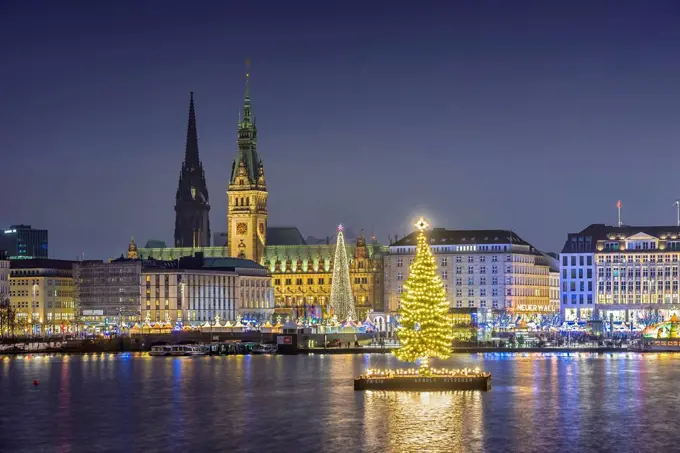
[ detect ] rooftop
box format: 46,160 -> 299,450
266,227 -> 307,246
392,228 -> 531,247
10,259 -> 76,270
141,254 -> 266,272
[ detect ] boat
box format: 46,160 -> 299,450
631,316 -> 680,351
628,340 -> 680,352
354,368 -> 491,391
149,345 -> 206,356
252,344 -> 278,354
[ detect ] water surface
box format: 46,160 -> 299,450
1,352 -> 677,452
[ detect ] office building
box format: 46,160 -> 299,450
8,259 -> 76,335
0,225 -> 48,259
74,259 -> 142,328
561,223 -> 680,324
141,255 -> 273,325
75,254 -> 273,328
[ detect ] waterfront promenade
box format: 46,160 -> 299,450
0,337 -> 630,355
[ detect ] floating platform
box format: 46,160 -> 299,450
354,372 -> 491,392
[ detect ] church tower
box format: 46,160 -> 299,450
174,92 -> 211,248
227,66 -> 268,262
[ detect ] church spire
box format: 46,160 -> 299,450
185,92 -> 200,170
174,91 -> 210,248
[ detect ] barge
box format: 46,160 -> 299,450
354,368 -> 491,391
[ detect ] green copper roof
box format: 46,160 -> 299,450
267,227 -> 307,246
229,71 -> 262,185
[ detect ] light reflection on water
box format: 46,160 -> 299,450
363,390 -> 484,453
2,352 -> 680,453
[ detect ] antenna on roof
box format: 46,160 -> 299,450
674,200 -> 680,227
616,200 -> 622,227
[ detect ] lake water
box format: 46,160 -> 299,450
1,352 -> 678,453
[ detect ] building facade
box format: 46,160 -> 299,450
226,72 -> 268,263
74,259 -> 142,328
138,231 -> 386,321
174,93 -> 211,248
0,252 -> 10,335
561,224 -> 680,325
0,252 -> 8,303
538,252 -> 561,314
75,255 -> 273,328
0,225 -> 48,259
141,256 -> 273,325
385,228 -> 556,323
263,229 -> 386,320
8,259 -> 76,335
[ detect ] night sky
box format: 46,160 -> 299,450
2,1 -> 680,260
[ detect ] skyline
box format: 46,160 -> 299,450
2,1 -> 680,259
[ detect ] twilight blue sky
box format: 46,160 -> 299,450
1,0 -> 680,259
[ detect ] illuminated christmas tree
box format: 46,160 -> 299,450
329,224 -> 356,322
395,218 -> 453,371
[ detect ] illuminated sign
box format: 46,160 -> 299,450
3,229 -> 16,234
277,336 -> 293,345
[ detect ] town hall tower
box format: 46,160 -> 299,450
227,69 -> 268,263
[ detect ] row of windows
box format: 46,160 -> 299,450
598,255 -> 679,263
599,281 -> 679,291
274,278 -> 327,286
145,274 -> 269,288
453,288 -> 501,297
11,301 -> 76,310
11,269 -> 68,277
267,260 -> 370,272
396,255 -> 505,267
598,268 -> 679,278
393,244 -> 511,255
563,269 -> 594,279
562,255 -> 594,267
563,281 -> 680,297
597,294 -> 680,304
564,281 -> 594,292
564,254 -> 680,266
563,294 -> 594,305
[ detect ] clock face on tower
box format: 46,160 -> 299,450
237,223 -> 247,235
259,223 -> 265,235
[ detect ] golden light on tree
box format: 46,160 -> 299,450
394,217 -> 453,370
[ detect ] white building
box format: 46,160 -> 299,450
560,224 -> 680,324
385,228 -> 557,322
77,255 -> 274,328
142,258 -> 274,325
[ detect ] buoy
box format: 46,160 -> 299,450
33,380 -> 39,386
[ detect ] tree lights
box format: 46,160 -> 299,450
354,217 -> 491,391
330,224 -> 356,322
394,218 -> 453,371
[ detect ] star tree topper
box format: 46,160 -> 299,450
415,217 -> 429,232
